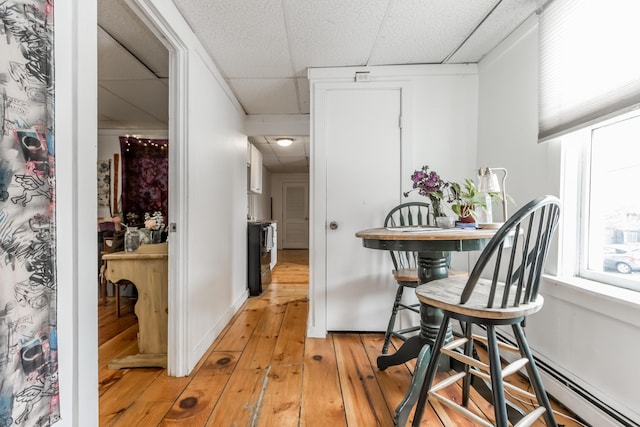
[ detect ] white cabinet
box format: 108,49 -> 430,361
249,143 -> 262,194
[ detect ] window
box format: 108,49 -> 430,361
541,0 -> 640,294
567,111 -> 640,292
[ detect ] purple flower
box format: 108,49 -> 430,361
405,165 -> 448,200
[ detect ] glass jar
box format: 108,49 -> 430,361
124,227 -> 140,252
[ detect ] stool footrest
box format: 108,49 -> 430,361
514,407 -> 547,427
472,333 -> 521,353
428,391 -> 493,427
470,368 -> 538,401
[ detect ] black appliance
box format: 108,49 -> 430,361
247,221 -> 273,296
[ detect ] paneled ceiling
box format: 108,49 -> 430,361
98,0 -> 544,173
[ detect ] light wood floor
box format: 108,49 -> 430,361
98,249 -> 584,426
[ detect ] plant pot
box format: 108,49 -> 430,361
458,205 -> 476,223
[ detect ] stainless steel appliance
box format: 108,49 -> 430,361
247,221 -> 273,296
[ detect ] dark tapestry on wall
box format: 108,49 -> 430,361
0,0 -> 61,425
119,136 -> 168,227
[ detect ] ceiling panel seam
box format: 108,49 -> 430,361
98,24 -> 163,78
442,0 -> 504,64
99,83 -> 166,122
282,0 -> 302,113
364,0 -> 393,67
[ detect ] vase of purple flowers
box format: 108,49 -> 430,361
403,165 -> 449,219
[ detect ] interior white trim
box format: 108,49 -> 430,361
126,0 -> 190,376
57,0 -> 100,423
307,63 -> 477,81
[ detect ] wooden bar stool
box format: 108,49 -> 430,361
381,202 -> 431,354
408,196 -> 561,427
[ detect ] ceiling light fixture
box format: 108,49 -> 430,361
276,138 -> 293,147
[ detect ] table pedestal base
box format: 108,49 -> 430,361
376,303 -> 453,371
377,252 -> 453,371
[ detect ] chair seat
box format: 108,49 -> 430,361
393,268 -> 419,283
415,276 -> 545,321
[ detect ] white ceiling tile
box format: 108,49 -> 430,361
369,0 -> 497,65
98,86 -> 161,125
98,0 -> 169,78
447,0 -> 540,63
100,80 -> 168,122
285,0 -> 389,76
174,0 -> 293,78
98,27 -> 156,80
273,158 -> 309,173
230,79 -> 300,114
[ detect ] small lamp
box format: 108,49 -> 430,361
276,138 -> 293,147
478,167 -> 508,222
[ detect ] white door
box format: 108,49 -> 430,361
326,88 -> 402,331
282,182 -> 309,248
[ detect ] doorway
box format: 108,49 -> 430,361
324,87 -> 402,332
96,0 -> 171,372
282,182 -> 309,248
308,80 -> 410,337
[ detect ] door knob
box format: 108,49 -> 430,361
329,221 -> 338,230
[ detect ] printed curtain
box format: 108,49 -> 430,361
0,0 -> 61,424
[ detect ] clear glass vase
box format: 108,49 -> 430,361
124,227 -> 140,252
151,230 -> 161,244
429,195 -> 444,220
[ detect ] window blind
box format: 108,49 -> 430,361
539,0 -> 640,142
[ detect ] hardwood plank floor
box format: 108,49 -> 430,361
98,249 -> 585,426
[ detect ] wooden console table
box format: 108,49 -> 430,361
102,243 -> 168,369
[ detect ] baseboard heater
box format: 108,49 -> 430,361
493,329 -> 638,427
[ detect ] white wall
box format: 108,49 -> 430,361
477,15 -> 640,425
152,9 -> 249,371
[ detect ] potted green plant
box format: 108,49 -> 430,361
447,178 -> 502,223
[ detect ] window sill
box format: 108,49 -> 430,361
542,274 -> 640,328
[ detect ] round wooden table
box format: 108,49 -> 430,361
357,225 -> 514,425
355,226 -> 498,370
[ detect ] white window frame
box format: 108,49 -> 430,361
560,109 -> 640,293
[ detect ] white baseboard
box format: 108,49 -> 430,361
541,370 -> 634,427
493,328 -> 639,427
188,290 -> 248,370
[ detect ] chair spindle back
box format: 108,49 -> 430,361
461,195 -> 561,309
383,202 -> 431,271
